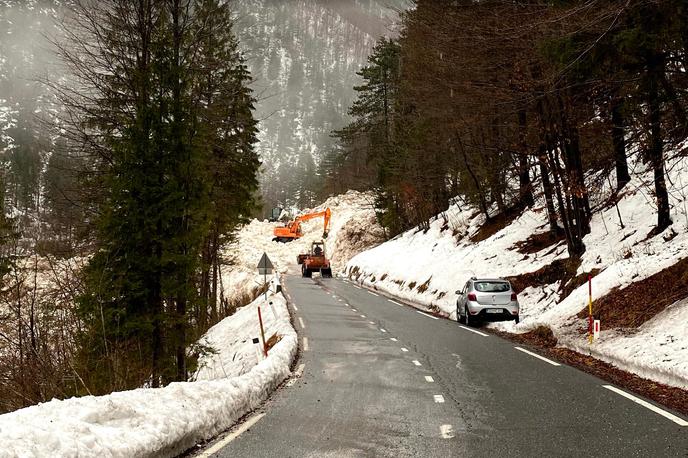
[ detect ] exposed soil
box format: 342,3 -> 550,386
417,277 -> 432,293
491,327 -> 688,416
506,257 -> 581,293
470,204 -> 525,243
513,228 -> 566,255
576,256 -> 688,329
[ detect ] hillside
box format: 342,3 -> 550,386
345,155 -> 688,390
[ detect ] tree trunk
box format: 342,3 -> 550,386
517,109 -> 534,207
610,96 -> 631,190
647,61 -> 672,231
538,149 -> 559,236
211,230 -> 219,324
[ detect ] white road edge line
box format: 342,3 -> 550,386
433,394 -> 445,403
388,299 -> 402,306
602,385 -> 688,426
514,346 -> 560,366
302,337 -> 309,351
298,317 -> 306,329
458,325 -> 489,337
425,376 -> 434,383
440,424 -> 455,439
368,291 -> 379,297
416,310 -> 439,320
199,412 -> 266,457
353,285 -> 362,290
412,360 -> 422,366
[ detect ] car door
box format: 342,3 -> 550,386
457,281 -> 470,308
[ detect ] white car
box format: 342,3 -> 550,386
456,278 -> 519,326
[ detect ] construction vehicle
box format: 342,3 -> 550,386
268,207 -> 283,222
272,208 -> 331,243
297,241 -> 333,278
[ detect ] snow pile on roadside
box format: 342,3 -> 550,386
220,190 -> 383,301
346,157 -> 688,389
193,275 -> 289,381
560,298 -> 688,389
0,280 -> 297,458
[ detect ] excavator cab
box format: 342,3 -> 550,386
297,241 -> 332,278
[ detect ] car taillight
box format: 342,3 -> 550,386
467,293 -> 477,301
511,293 -> 517,301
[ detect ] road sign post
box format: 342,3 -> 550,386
257,306 -> 267,357
257,252 -> 274,301
588,274 -> 593,344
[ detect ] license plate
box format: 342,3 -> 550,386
486,309 -> 502,314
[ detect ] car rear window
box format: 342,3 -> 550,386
474,281 -> 510,293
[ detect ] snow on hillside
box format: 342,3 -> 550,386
220,190 -> 383,303
0,280 -> 297,458
346,156 -> 688,389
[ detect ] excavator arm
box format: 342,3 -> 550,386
294,208 -> 331,238
273,208 -> 331,242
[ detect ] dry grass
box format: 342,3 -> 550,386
577,257 -> 688,329
507,257 -> 582,293
470,205 -> 525,243
417,277 -> 432,293
513,229 -> 565,255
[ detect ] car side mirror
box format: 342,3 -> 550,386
455,290 -> 462,295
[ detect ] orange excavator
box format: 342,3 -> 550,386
272,208 -> 331,243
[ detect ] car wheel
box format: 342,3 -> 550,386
514,315 -> 520,324
464,306 -> 471,327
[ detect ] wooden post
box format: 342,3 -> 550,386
258,306 -> 268,356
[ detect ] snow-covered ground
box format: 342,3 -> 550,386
0,279 -> 297,458
346,157 -> 688,390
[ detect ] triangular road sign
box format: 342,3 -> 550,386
257,252 -> 274,270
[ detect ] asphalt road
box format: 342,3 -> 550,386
208,273 -> 688,457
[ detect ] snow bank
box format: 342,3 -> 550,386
0,280 -> 297,458
346,157 -> 688,389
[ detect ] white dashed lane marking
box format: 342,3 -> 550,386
440,424 -> 455,439
401,348 -> 409,352
298,317 -> 305,329
602,385 -> 688,426
416,310 -> 439,320
458,325 -> 489,337
412,360 -> 422,366
390,338 -> 398,342
514,346 -> 560,366
425,376 -> 434,383
433,395 -> 445,403
302,337 -> 309,351
380,328 -> 387,333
